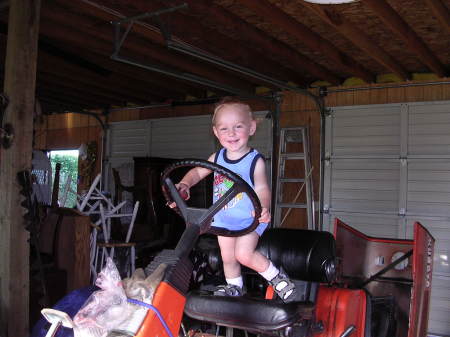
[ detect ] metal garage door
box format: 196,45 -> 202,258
105,111 -> 272,190
323,101 -> 450,336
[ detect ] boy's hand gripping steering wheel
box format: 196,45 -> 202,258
161,159 -> 262,237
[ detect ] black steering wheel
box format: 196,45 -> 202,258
161,159 -> 262,237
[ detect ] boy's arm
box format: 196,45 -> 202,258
253,157 -> 271,223
178,153 -> 216,188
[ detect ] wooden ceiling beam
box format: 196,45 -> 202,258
361,0 -> 447,78
39,98 -> 94,113
182,0 -> 341,85
37,51 -> 189,101
37,20 -> 242,98
41,2 -> 256,95
113,0 -> 308,87
37,70 -> 154,105
57,0 -> 303,87
302,3 -> 410,81
0,33 -> 181,104
37,86 -> 112,109
80,0 -> 340,85
37,80 -> 125,107
237,0 -> 375,83
423,0 -> 450,35
58,46 -> 207,99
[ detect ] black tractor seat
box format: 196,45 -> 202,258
185,292 -> 314,333
184,228 -> 336,336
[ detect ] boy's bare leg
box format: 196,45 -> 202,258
217,236 -> 241,278
236,232 -> 297,302
235,231 -> 269,273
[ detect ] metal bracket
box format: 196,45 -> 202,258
109,3 -> 252,96
319,86 -> 328,97
0,93 -> 8,127
359,249 -> 413,287
110,3 -> 188,57
324,108 -> 333,117
0,93 -> 14,149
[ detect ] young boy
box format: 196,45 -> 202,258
172,97 -> 296,303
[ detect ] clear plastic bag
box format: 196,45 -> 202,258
72,258 -> 167,337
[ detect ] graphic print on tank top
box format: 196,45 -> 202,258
213,173 -> 243,210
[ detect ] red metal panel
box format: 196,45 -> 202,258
316,286 -> 367,337
408,222 -> 435,337
135,281 -> 185,337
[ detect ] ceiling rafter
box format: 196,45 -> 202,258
48,43 -> 208,99
182,0 -> 341,85
301,2 -> 410,81
36,49 -> 171,100
39,97 -> 94,113
44,1 -> 257,94
37,68 -> 157,104
361,0 -> 447,78
423,0 -> 450,35
107,0 -> 310,87
1,0 -> 448,112
37,86 -> 110,109
36,25 -> 198,102
37,78 -> 128,106
236,0 -> 375,83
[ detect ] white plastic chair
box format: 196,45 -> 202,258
94,200 -> 140,279
77,174 -> 114,215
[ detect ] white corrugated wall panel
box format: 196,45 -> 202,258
108,120 -> 151,161
105,120 -> 151,192
324,104 -> 403,228
408,160 -> 450,217
150,115 -> 215,159
249,112 -> 272,159
409,102 -> 450,157
330,105 -> 401,156
405,100 -> 450,336
324,100 -> 450,336
329,159 -> 400,213
323,211 -> 401,237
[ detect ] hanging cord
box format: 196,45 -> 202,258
127,298 -> 175,337
279,166 -> 314,228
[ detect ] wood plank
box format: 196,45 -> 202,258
387,86 -> 406,103
423,83 -> 443,101
405,84 -> 425,102
79,114 -> 90,128
71,211 -> 91,291
336,89 -> 354,106
443,82 -> 450,100
370,86 -> 388,105
0,1 -> 41,336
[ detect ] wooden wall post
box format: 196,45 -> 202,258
0,1 -> 41,336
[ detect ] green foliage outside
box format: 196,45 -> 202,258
50,151 -> 79,208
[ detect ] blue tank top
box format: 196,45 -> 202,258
212,148 -> 268,235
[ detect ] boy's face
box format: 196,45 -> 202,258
212,104 -> 256,154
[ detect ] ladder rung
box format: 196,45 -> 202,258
279,178 -> 305,183
277,203 -> 308,209
281,153 -> 305,159
284,129 -> 305,143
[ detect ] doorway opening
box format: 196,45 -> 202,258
49,149 -> 79,208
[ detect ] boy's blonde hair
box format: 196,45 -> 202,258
212,97 -> 254,125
